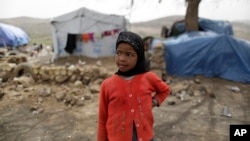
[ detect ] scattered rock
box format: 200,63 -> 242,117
193,90 -> 202,96
13,76 -> 34,85
37,97 -> 43,103
30,105 -> 44,114
208,93 -> 216,98
82,76 -> 91,85
55,75 -> 69,84
191,109 -> 199,114
30,105 -> 38,111
96,60 -> 102,66
64,94 -> 73,104
231,86 -> 240,93
38,87 -> 51,97
75,99 -> 85,106
89,84 -> 100,93
170,82 -> 189,95
83,94 -> 92,100
0,91 -> 5,99
69,74 -> 77,82
55,92 -> 66,101
221,106 -> 232,118
168,101 -> 176,105
74,80 -> 83,87
16,84 -> 24,91
194,78 -> 201,84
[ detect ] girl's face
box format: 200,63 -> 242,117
115,43 -> 138,72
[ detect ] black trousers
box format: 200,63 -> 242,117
132,122 -> 154,141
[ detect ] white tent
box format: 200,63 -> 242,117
50,7 -> 127,61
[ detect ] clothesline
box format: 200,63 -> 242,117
78,28 -> 120,43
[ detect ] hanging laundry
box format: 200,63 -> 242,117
89,33 -> 95,42
112,29 -> 119,35
65,34 -> 77,54
80,29 -> 120,43
94,32 -> 102,40
103,30 -> 112,36
81,34 -> 89,42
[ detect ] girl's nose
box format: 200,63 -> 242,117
118,54 -> 126,61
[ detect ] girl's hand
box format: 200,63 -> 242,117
152,98 -> 158,108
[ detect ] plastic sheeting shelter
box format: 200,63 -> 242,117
0,23 -> 29,47
163,31 -> 250,83
50,7 -> 127,61
169,18 -> 234,37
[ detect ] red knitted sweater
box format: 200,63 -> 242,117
97,71 -> 170,141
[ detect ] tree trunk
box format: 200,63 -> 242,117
185,0 -> 201,31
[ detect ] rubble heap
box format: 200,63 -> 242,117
0,55 -> 113,84
150,43 -> 167,80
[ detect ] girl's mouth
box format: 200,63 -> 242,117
118,64 -> 128,70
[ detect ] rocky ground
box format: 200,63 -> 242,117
0,53 -> 250,141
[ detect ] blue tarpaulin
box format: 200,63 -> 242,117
0,23 -> 29,47
198,18 -> 233,35
163,31 -> 250,83
171,18 -> 233,36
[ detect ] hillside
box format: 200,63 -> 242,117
1,16 -> 250,46
231,20 -> 250,41
129,15 -> 185,37
0,16 -> 250,141
0,17 -> 52,45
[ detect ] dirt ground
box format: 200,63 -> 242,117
0,56 -> 250,141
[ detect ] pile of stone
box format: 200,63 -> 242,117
32,64 -> 112,84
1,75 -> 102,108
1,63 -> 112,84
0,55 -> 112,84
0,60 -> 112,108
166,76 -> 216,106
150,43 -> 166,80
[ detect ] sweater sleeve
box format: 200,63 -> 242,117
148,72 -> 170,106
97,80 -> 109,141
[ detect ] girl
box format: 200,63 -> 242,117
97,31 -> 170,141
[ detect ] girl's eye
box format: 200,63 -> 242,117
126,53 -> 133,57
116,51 -> 121,55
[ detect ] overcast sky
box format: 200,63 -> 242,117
0,0 -> 249,23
